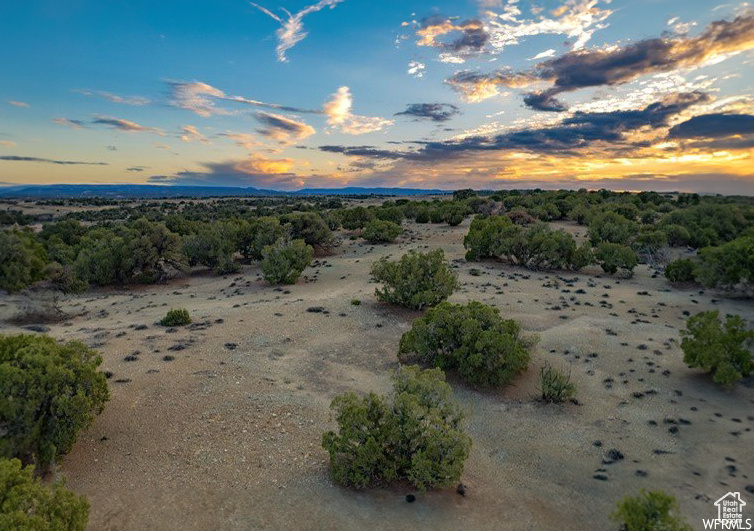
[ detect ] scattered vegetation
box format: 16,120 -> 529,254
611,489 -> 692,531
0,334 -> 109,469
538,363 -> 576,403
680,310 -> 754,385
260,238 -> 313,284
370,249 -> 458,310
160,308 -> 192,327
0,458 -> 89,530
321,365 -> 471,491
398,301 -> 532,387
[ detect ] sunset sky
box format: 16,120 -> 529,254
1,0 -> 753,193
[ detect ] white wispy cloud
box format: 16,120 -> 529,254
180,125 -> 209,143
0,140 -> 17,148
74,89 -> 152,106
53,118 -> 87,129
250,0 -> 346,62
92,115 -> 165,135
167,81 -> 320,117
323,87 -> 393,135
6,100 -> 29,108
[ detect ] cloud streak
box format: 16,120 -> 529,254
74,89 -> 151,106
0,155 -> 108,166
251,0 -> 346,62
448,11 -> 754,108
92,116 -> 165,135
167,81 -> 320,117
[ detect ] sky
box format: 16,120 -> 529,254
1,0 -> 753,193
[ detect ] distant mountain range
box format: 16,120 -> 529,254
0,184 -> 451,199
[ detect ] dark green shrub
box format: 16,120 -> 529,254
237,216 -> 285,262
282,213 -> 334,249
160,308 -> 191,327
538,363 -> 576,403
414,207 -> 430,224
611,489 -> 692,531
399,301 -> 531,387
182,221 -> 239,274
453,189 -> 476,201
695,236 -> 754,290
594,243 -> 638,276
464,217 -> 590,271
340,207 -> 375,230
463,215 -> 520,261
350,299 -> 361,306
74,219 -> 184,286
680,311 -> 754,385
588,211 -> 638,245
370,249 -> 458,310
0,335 -> 109,469
662,224 -> 691,247
0,458 -> 89,530
261,238 -> 313,285
362,220 -> 402,244
321,365 -> 471,491
664,259 -> 697,283
0,230 -> 49,292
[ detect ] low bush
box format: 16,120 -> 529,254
0,335 -> 109,469
261,238 -> 313,285
362,220 -> 402,244
398,301 -> 532,387
0,458 -> 89,530
594,243 -> 638,277
664,259 -> 697,283
370,249 -> 458,310
680,310 -> 753,385
538,363 -> 576,403
611,489 -> 692,531
695,236 -> 754,291
160,308 -> 191,327
321,365 -> 471,491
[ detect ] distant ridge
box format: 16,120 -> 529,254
0,184 -> 451,199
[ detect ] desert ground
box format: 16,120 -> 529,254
1,217 -> 752,530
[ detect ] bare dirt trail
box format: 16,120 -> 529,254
1,219 -> 752,530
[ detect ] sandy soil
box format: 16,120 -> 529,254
1,219 -> 752,530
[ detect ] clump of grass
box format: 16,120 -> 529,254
160,308 -> 191,327
350,299 -> 362,306
539,363 -> 576,403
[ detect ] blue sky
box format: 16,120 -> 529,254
1,0 -> 753,193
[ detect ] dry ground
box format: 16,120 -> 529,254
1,219 -> 752,530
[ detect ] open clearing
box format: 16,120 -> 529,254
2,218 -> 752,530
